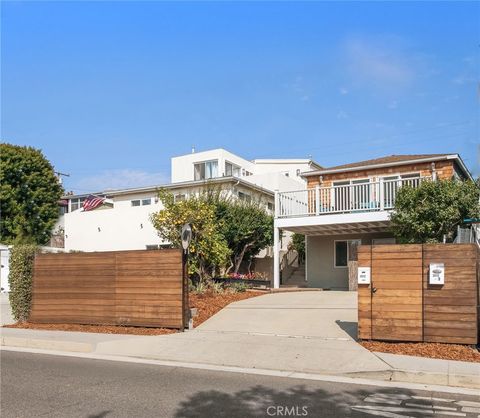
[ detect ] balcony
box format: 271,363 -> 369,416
276,177 -> 431,219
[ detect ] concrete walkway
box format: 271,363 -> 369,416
1,291 -> 479,389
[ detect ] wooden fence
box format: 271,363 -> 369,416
29,249 -> 186,329
358,244 -> 479,345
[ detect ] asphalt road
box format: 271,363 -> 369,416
1,351 -> 479,418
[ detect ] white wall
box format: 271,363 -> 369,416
243,172 -> 305,192
252,161 -> 316,182
171,149 -> 255,183
65,191 -> 165,252
0,246 -> 10,292
64,183 -> 277,252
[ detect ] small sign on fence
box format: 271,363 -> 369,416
357,267 -> 371,284
429,263 -> 445,285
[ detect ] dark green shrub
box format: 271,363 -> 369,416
8,244 -> 37,322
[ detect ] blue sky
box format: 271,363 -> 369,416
2,1 -> 479,193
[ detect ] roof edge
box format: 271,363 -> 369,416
301,154 -> 471,179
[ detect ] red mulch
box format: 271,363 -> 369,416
361,341 -> 480,363
4,290 -> 266,335
189,289 -> 266,326
4,322 -> 176,336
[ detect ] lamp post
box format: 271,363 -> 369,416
181,224 -> 192,330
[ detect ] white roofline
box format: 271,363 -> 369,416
302,154 -> 472,180
63,177 -> 274,199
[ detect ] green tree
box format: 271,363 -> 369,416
216,199 -> 274,273
0,143 -> 63,244
288,233 -> 305,263
150,189 -> 231,279
390,179 -> 480,243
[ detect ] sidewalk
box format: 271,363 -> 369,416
2,326 -> 479,390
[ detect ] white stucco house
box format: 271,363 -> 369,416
60,148 -> 321,275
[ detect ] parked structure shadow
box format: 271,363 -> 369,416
335,320 -> 358,340
173,384 -> 415,418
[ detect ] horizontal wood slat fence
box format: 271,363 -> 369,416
358,244 -> 479,345
29,249 -> 185,329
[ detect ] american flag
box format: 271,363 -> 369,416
82,195 -> 105,211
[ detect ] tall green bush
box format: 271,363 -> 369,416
390,179 -> 480,243
8,244 -> 37,322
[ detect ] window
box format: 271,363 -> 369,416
131,200 -> 141,207
142,198 -> 151,206
225,161 -> 241,177
296,169 -> 301,176
267,202 -> 274,211
70,197 -> 86,211
194,160 -> 218,180
335,240 -> 361,267
238,191 -> 251,202
174,194 -> 186,202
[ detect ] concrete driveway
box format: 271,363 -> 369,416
94,290 -> 389,376
197,291 -> 358,340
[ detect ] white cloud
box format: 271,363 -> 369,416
344,36 -> 414,89
73,169 -> 169,192
339,87 -> 349,95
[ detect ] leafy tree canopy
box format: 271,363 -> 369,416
150,189 -> 231,279
215,198 -> 274,273
390,179 -> 480,243
151,188 -> 274,278
0,143 -> 63,244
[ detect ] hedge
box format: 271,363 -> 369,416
8,244 -> 37,322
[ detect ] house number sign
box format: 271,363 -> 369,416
429,263 -> 445,285
357,267 -> 371,284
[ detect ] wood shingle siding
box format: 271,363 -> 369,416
307,160 -> 456,188
29,249 -> 185,329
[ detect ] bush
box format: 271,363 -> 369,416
390,179 -> 480,243
229,282 -> 247,293
8,244 -> 37,322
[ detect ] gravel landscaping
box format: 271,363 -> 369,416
361,341 -> 480,363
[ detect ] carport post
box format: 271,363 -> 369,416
273,225 -> 280,289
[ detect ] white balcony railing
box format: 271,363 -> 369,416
276,177 -> 431,218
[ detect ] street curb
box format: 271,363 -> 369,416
1,336 -> 93,353
2,344 -> 479,395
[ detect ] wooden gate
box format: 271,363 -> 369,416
358,245 -> 423,341
358,244 -> 479,344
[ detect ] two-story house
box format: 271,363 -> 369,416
61,148 -> 321,275
273,154 -> 472,289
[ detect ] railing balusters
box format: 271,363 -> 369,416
276,177 -> 430,218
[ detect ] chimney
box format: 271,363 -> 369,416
191,146 -> 196,154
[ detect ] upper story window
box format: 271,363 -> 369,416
225,161 -> 241,177
70,197 -> 86,211
174,194 -> 186,202
131,198 -> 152,207
194,160 -> 218,180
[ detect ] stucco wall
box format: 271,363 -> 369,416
306,233 -> 393,289
171,149 -> 255,183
